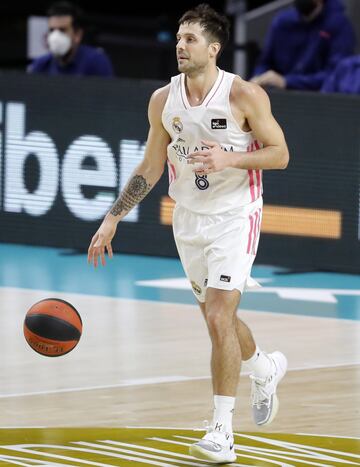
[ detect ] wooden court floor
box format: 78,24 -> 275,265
0,288 -> 359,465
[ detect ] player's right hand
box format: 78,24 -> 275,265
87,216 -> 117,268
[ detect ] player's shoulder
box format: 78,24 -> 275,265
150,83 -> 171,109
147,83 -> 171,122
230,75 -> 269,106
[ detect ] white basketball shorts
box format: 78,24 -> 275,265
172,198 -> 263,303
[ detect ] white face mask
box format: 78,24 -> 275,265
47,30 -> 72,57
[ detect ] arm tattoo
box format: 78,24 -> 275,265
110,174 -> 152,217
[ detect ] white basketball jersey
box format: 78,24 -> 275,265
162,68 -> 263,214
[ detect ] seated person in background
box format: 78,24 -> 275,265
321,54 -> 360,94
250,0 -> 355,91
28,1 -> 114,77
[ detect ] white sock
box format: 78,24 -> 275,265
243,346 -> 272,379
212,395 -> 235,434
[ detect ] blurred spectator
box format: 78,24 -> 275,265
321,55 -> 360,94
28,1 -> 114,77
250,0 -> 356,91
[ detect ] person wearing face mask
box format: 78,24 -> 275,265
250,0 -> 356,91
28,1 -> 114,77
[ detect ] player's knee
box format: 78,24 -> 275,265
206,307 -> 232,338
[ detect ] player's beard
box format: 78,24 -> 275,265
178,58 -> 207,77
177,59 -> 191,73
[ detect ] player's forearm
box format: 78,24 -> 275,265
230,145 -> 289,170
106,162 -> 163,224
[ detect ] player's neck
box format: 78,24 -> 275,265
185,66 -> 219,106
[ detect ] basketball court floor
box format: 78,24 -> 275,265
0,243 -> 359,466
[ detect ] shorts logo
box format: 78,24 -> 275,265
220,275 -> 231,282
211,118 -> 227,129
191,281 -> 202,295
172,117 -> 183,133
204,278 -> 208,287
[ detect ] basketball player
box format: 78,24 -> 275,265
88,4 -> 289,463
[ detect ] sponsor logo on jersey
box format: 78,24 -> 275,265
211,118 -> 227,129
172,117 -> 183,133
220,275 -> 231,282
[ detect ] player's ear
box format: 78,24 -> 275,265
209,42 -> 221,58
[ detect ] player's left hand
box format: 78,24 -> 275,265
188,140 -> 230,174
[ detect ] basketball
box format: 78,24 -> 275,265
23,298 -> 82,357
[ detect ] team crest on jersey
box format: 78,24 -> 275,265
172,117 -> 183,133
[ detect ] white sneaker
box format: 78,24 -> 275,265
250,351 -> 288,426
189,425 -> 236,464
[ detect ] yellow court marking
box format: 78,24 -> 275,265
0,428 -> 358,466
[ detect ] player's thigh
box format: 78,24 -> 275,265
173,205 -> 207,302
174,236 -> 207,302
206,204 -> 262,294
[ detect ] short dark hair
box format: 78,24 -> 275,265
47,1 -> 84,30
178,3 -> 230,56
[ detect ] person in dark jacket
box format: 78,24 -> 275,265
28,1 -> 114,77
321,55 -> 360,94
250,0 -> 356,90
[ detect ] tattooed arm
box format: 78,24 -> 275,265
88,85 -> 171,267
110,174 -> 152,217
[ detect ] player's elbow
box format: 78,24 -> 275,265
278,147 -> 289,169
150,165 -> 165,185
155,165 -> 166,182
140,159 -> 165,185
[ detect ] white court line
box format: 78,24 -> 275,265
0,376 -> 211,399
136,278 -> 360,304
0,361 -> 359,399
3,284 -> 360,310
296,433 -> 360,440
0,425 -> 198,430
0,426 -> 358,443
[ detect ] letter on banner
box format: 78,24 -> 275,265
62,135 -> 116,221
4,102 -> 59,216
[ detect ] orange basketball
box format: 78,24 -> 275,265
24,298 -> 82,357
